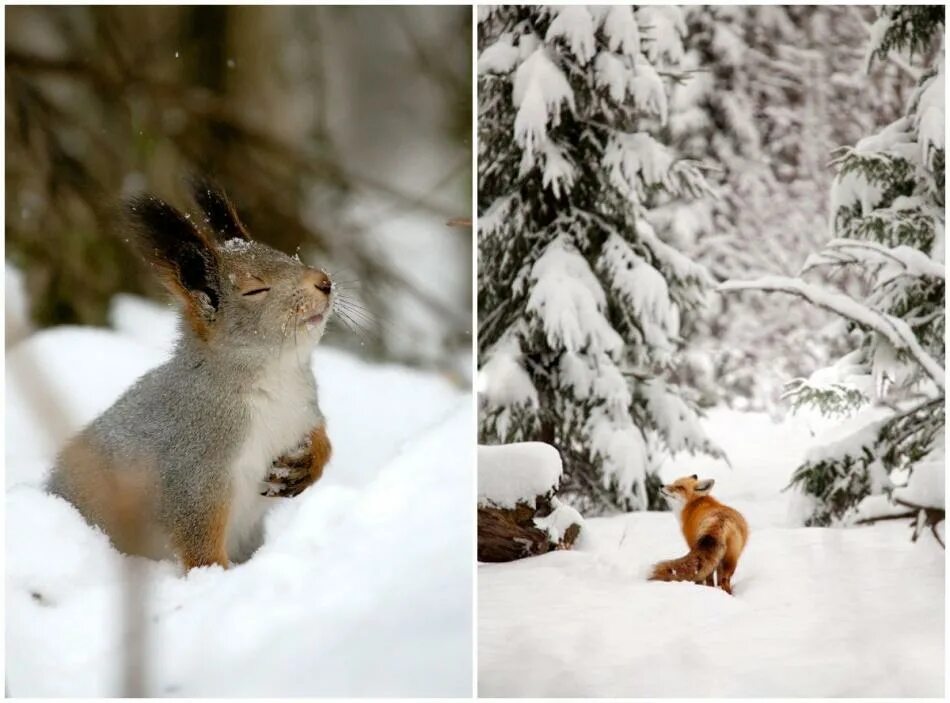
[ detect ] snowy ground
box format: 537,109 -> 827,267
6,294 -> 473,697
478,408 -> 945,697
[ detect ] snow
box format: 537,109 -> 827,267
806,238 -> 946,280
586,413 -> 649,507
6,328 -> 168,473
915,63 -> 945,166
594,51 -> 628,103
477,193 -> 516,239
603,132 -> 674,195
109,293 -> 180,357
538,139 -> 575,198
544,7 -> 596,66
719,275 -> 946,391
863,12 -> 890,71
478,442 -> 562,509
636,6 -> 686,65
512,47 -> 575,163
642,379 -> 712,454
219,237 -> 252,253
479,408 -> 944,697
826,119 -> 920,229
526,236 -> 623,355
600,233 -> 678,350
637,217 -> 713,285
478,335 -> 538,409
602,6 -> 640,58
557,348 -> 631,417
477,34 -> 519,75
893,434 -> 945,510
6,295 -> 473,696
711,21 -> 746,65
630,59 -> 668,124
802,404 -> 892,465
533,497 -> 584,543
786,347 -> 874,406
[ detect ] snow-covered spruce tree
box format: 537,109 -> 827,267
477,6 -> 721,514
663,6 -> 910,411
722,6 -> 945,536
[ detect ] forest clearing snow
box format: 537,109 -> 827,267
478,407 -> 945,698
6,295 -> 473,697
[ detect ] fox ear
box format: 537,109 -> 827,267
690,474 -> 698,480
189,175 -> 250,243
127,194 -> 221,337
695,478 -> 715,493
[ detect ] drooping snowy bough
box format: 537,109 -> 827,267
720,7 -> 945,539
477,442 -> 584,562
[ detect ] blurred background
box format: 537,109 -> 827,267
6,5 -> 472,377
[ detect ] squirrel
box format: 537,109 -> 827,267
46,178 -> 334,570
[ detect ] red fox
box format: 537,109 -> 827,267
649,475 -> 748,595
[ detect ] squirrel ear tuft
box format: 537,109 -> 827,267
126,194 -> 221,334
188,175 -> 250,243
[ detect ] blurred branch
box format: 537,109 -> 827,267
394,9 -> 468,98
7,49 -> 457,218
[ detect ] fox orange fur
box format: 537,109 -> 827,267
649,475 -> 748,595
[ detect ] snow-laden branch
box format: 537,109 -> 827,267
803,238 -> 945,279
718,276 -> 945,391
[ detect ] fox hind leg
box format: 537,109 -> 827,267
718,557 -> 736,595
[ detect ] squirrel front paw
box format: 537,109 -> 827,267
260,454 -> 314,498
261,444 -> 314,498
259,426 -> 331,498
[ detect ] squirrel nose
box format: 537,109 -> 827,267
303,269 -> 332,294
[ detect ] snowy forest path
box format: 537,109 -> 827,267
479,408 -> 944,697
655,407 -> 825,529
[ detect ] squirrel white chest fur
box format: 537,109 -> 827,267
226,353 -> 319,560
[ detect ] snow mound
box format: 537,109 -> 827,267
478,442 -> 562,509
6,296 -> 473,696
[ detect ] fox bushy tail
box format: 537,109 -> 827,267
649,535 -> 725,583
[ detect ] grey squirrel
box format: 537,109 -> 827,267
46,178 -> 334,569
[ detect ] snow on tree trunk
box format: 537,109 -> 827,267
721,6 -> 945,534
477,5 -> 721,515
477,443 -> 583,562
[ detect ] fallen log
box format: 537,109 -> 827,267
478,441 -> 584,562
477,502 -> 553,562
